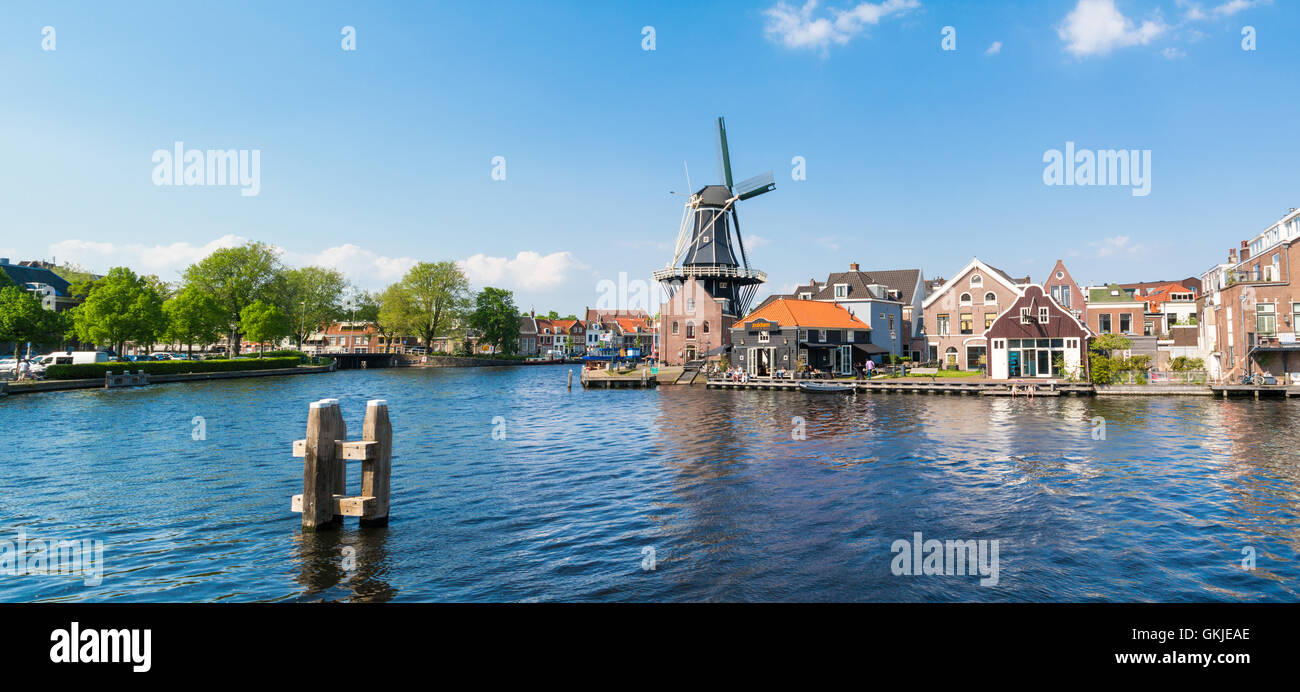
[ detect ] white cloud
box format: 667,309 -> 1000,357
745,234 -> 773,249
1211,0 -> 1270,17
986,41 -> 1003,55
763,0 -> 920,53
281,244 -> 419,287
1058,0 -> 1167,57
48,235 -> 249,279
1091,235 -> 1145,257
46,235 -> 422,290
458,250 -> 588,291
1162,46 -> 1187,59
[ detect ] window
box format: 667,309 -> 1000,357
834,284 -> 848,298
1020,308 -> 1032,324
1120,314 -> 1131,333
960,292 -> 972,305
1056,271 -> 1064,280
960,313 -> 973,335
985,313 -> 995,330
758,330 -> 770,343
846,330 -> 855,342
685,322 -> 696,339
686,298 -> 695,313
671,321 -> 679,335
936,314 -> 949,336
1257,303 -> 1276,336
984,292 -> 996,304
888,315 -> 895,331
799,292 -> 812,300
944,347 -> 958,367
702,321 -> 710,334
1038,307 -> 1049,324
818,329 -> 827,342
970,274 -> 982,286
1099,314 -> 1112,333
1294,303 -> 1300,332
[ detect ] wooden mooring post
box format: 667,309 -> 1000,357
291,398 -> 393,530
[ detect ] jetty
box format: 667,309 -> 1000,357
705,377 -> 1093,396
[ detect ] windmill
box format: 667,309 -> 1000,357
653,117 -> 774,318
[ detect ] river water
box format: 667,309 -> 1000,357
1,365 -> 1298,602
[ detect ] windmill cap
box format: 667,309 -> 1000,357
694,185 -> 733,206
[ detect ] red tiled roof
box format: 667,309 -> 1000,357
738,299 -> 869,330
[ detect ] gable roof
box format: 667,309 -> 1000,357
987,284 -> 1093,338
738,298 -> 870,330
922,257 -> 1024,308
814,268 -> 920,303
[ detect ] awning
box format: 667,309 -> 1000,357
851,343 -> 889,354
704,345 -> 729,356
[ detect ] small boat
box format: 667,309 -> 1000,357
798,381 -> 855,393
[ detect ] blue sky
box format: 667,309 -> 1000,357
1,0 -> 1296,312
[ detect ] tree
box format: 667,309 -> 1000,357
182,241 -> 284,354
71,267 -> 166,355
377,284 -> 414,353
468,287 -> 520,355
0,286 -> 63,357
164,286 -> 226,356
0,269 -> 14,290
239,300 -> 290,357
282,266 -> 347,348
388,262 -> 471,350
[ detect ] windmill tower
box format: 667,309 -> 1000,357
654,117 -> 775,364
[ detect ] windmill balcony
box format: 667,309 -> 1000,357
652,266 -> 767,282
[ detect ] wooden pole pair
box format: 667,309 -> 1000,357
293,399 -> 392,530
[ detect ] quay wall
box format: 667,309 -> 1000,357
2,363 -> 334,396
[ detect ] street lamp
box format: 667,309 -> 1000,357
299,300 -> 307,352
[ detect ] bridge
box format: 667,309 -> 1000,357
326,352 -> 403,370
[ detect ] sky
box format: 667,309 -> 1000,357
1,0 -> 1297,313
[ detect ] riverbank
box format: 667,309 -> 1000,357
0,361 -> 335,396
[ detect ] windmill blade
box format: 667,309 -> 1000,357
715,117 -> 733,189
735,171 -> 775,201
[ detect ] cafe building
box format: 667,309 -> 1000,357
985,285 -> 1093,379
729,299 -> 885,376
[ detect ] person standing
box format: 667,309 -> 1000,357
865,358 -> 875,380
17,358 -> 30,382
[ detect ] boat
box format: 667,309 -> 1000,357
798,381 -> 855,393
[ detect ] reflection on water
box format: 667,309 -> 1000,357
1,366 -> 1299,602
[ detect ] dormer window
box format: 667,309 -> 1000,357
799,292 -> 811,300
834,284 -> 848,298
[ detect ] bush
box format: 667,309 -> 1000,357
248,349 -> 309,360
44,357 -> 302,380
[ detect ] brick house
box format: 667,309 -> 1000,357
922,258 -> 1028,370
1085,285 -> 1146,337
1043,260 -> 1087,324
659,277 -> 731,364
730,299 -> 882,377
1199,207 -> 1300,383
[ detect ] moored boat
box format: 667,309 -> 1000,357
798,381 -> 855,393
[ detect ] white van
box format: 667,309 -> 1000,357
32,351 -> 113,368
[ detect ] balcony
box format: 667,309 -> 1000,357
1226,269 -> 1284,285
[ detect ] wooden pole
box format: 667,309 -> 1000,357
301,400 -> 339,530
359,399 -> 393,527
567,369 -> 573,389
319,398 -> 347,514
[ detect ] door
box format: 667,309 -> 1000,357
1008,350 -> 1020,377
1023,350 -> 1037,376
1036,349 -> 1051,377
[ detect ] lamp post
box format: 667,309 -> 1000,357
299,300 -> 307,351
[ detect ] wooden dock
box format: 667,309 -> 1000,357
1209,384 -> 1300,398
705,378 -> 1093,396
580,367 -> 660,389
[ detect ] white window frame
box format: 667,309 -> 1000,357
1020,308 -> 1032,324
1038,307 -> 1049,324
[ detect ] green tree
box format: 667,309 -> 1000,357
164,286 -> 226,356
468,287 -> 521,355
282,266 -> 347,348
182,241 -> 284,354
387,262 -> 471,350
377,284 -> 414,353
239,300 -> 290,357
0,269 -> 14,289
71,267 -> 166,355
1,286 -> 64,357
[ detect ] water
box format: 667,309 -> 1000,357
1,365 -> 1298,602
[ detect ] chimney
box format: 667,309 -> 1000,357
1229,248 -> 1237,262
850,262 -> 859,271
1240,240 -> 1250,262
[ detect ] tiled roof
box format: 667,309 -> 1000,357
738,298 -> 870,330
1088,284 -> 1140,303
